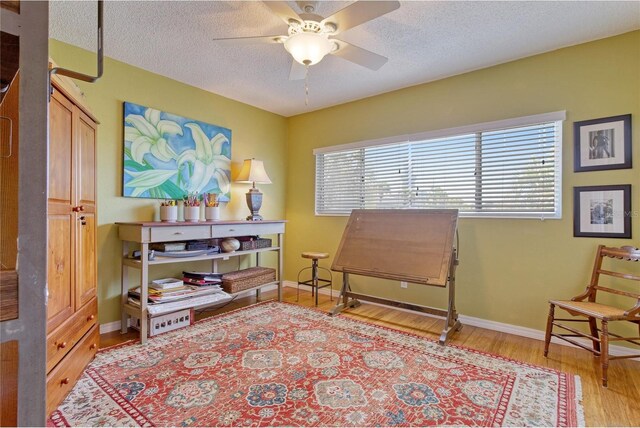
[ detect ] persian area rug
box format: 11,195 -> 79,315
49,301 -> 584,427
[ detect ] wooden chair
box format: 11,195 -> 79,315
544,245 -> 640,387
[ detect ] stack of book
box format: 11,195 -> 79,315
149,242 -> 186,252
183,271 -> 224,287
151,277 -> 184,289
127,276 -> 231,315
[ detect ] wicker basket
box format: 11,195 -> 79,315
238,238 -> 272,251
222,267 -> 276,293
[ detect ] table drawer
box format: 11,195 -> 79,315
212,222 -> 285,238
150,226 -> 211,242
46,298 -> 97,373
46,324 -> 99,415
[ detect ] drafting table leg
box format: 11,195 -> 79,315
439,253 -> 462,345
330,272 -> 359,315
329,272 -> 348,315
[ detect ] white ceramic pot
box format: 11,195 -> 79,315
221,238 -> 240,253
183,206 -> 200,222
159,205 -> 178,222
205,206 -> 220,221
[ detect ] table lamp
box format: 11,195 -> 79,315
235,158 -> 272,221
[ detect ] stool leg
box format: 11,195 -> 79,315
296,267 -> 305,303
312,259 -> 319,306
310,262 -> 315,299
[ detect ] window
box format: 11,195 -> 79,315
315,111 -> 565,218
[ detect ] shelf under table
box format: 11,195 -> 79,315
122,247 -> 281,267
123,281 -> 279,317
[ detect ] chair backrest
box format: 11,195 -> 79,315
587,245 -> 640,315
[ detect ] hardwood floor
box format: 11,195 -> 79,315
101,287 -> 640,427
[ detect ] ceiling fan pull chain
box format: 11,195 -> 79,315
304,64 -> 310,106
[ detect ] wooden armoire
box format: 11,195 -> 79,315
46,79 -> 99,414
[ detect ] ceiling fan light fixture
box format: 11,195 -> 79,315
284,32 -> 332,66
323,22 -> 337,33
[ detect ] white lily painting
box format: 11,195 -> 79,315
123,102 -> 231,201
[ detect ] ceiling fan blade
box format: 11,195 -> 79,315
263,1 -> 302,25
212,35 -> 283,45
331,40 -> 388,70
289,60 -> 307,81
322,1 -> 400,33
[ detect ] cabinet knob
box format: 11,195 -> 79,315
87,314 -> 95,322
89,343 -> 97,350
57,341 -> 67,349
72,205 -> 85,212
60,377 -> 70,385
173,232 -> 183,235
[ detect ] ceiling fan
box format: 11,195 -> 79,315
214,1 -> 401,80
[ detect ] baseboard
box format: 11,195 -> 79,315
101,319 -> 126,335
100,283 -> 280,335
100,282 -> 637,359
283,280 -> 639,359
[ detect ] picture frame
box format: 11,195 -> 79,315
573,114 -> 631,172
573,185 -> 631,238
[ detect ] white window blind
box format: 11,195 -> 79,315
315,112 -> 564,218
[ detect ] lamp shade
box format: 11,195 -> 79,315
236,159 -> 272,185
284,32 -> 332,66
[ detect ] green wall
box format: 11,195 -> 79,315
50,40 -> 288,325
285,31 -> 640,336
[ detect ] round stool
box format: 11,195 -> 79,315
297,252 -> 333,306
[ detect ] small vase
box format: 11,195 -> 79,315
160,205 -> 178,222
183,206 -> 200,222
205,206 -> 220,221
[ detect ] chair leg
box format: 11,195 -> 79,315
601,320 -> 609,387
312,259 -> 319,307
588,316 -> 600,353
544,304 -> 555,357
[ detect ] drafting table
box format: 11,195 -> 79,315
330,209 -> 461,345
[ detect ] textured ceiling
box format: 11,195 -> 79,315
49,1 -> 640,117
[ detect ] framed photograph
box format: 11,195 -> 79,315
574,114 -> 631,172
573,185 -> 631,238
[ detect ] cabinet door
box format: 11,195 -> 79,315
76,212 -> 96,308
75,109 -> 97,308
47,90 -> 75,332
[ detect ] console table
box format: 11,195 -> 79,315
117,220 -> 285,343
